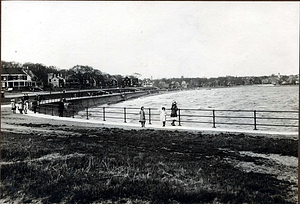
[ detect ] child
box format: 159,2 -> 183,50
160,107 -> 167,127
139,106 -> 146,127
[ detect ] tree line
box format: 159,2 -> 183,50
2,61 -> 298,90
1,61 -> 140,89
153,74 -> 298,89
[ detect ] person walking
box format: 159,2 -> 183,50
32,98 -> 38,113
160,107 -> 167,127
58,99 -> 65,117
37,95 -> 41,105
24,100 -> 29,114
18,99 -> 24,114
139,106 -> 146,127
11,99 -> 16,113
170,101 -> 178,126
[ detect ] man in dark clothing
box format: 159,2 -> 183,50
58,99 -> 64,117
32,99 -> 38,113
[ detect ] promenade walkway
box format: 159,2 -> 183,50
2,103 -> 295,138
3,89 -> 97,100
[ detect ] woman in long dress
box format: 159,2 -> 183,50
170,101 -> 178,126
139,106 -> 146,127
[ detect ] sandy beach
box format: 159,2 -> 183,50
1,104 -> 298,203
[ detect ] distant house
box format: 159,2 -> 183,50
122,76 -> 133,87
169,81 -> 180,89
48,73 -> 65,88
1,67 -> 36,91
261,78 -> 271,84
65,75 -> 80,88
142,78 -> 154,87
269,74 -> 281,85
181,81 -> 188,89
158,81 -> 169,89
110,77 -> 118,87
286,75 -> 299,85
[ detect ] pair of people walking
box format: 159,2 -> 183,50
139,101 -> 179,127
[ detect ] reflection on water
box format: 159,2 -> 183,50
78,85 -> 298,132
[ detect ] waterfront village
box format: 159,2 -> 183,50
1,61 -> 299,94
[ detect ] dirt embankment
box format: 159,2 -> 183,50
1,106 -> 298,203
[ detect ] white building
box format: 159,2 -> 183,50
1,68 -> 36,90
142,78 -> 153,87
181,81 -> 188,89
48,73 -> 65,88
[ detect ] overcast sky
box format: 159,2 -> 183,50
1,2 -> 299,79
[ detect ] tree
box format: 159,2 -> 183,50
133,72 -> 142,79
1,61 -> 22,69
112,75 -> 123,88
69,65 -> 98,88
92,69 -> 104,87
23,62 -> 58,86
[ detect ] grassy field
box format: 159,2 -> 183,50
0,118 -> 298,204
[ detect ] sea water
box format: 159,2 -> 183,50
77,85 -> 298,132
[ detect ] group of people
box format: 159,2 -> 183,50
11,94 -> 179,127
10,94 -> 69,117
11,94 -> 39,114
11,98 -> 29,114
139,101 -> 179,128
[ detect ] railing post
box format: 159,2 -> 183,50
124,107 -> 127,123
212,110 -> 216,128
178,109 -> 181,126
72,105 -> 75,118
103,107 -> 106,121
253,110 -> 257,130
86,107 -> 89,120
149,108 -> 151,124
52,104 -> 54,116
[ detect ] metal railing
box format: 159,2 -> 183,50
36,102 -> 82,118
82,107 -> 298,131
34,102 -> 298,132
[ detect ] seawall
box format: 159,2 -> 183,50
38,90 -> 155,117
68,91 -> 149,108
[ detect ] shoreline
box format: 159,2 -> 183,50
1,104 -> 297,139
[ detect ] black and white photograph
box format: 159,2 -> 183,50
1,1 -> 298,203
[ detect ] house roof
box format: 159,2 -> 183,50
1,68 -> 26,75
